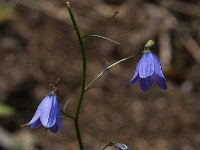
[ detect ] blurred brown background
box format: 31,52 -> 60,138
0,0 -> 200,150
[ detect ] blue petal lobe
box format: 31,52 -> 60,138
130,64 -> 139,84
49,102 -> 63,133
57,110 -> 64,132
138,52 -> 154,78
139,76 -> 153,92
153,54 -> 165,78
28,102 -> 43,125
56,103 -> 64,132
152,74 -> 167,89
40,96 -> 57,128
49,124 -> 59,133
29,119 -> 42,128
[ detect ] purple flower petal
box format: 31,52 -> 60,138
138,52 -> 154,78
29,119 -> 42,128
55,100 -> 64,132
49,124 -> 59,133
152,74 -> 167,89
139,76 -> 153,92
40,96 -> 57,128
153,54 -> 165,78
130,64 -> 139,84
28,100 -> 43,125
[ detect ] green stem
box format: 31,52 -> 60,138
61,110 -> 76,120
66,2 -> 86,150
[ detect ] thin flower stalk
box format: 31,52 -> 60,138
66,2 -> 86,150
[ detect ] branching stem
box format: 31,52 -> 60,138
82,34 -> 120,45
85,50 -> 142,91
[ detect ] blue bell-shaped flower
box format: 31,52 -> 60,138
115,143 -> 128,150
130,51 -> 167,92
28,95 -> 63,133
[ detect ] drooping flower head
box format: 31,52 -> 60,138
28,80 -> 63,133
130,40 -> 167,92
114,143 -> 128,150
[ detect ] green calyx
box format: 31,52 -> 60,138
143,48 -> 151,53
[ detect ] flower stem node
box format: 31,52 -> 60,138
130,51 -> 167,92
114,143 -> 128,150
27,95 -> 63,133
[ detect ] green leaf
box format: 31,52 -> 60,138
0,103 -> 15,116
0,3 -> 13,23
